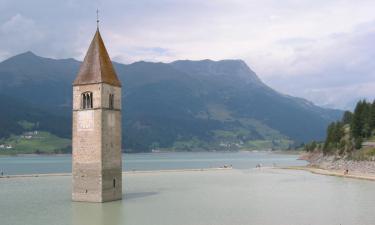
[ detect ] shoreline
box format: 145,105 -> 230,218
0,167 -> 233,179
282,166 -> 375,182
0,150 -> 299,157
295,151 -> 375,181
3,165 -> 375,182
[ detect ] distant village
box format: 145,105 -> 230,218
0,144 -> 13,150
0,130 -> 39,150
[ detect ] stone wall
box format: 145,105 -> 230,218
72,83 -> 122,202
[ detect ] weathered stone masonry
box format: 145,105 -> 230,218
72,28 -> 122,203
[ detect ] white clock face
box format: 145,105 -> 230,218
77,111 -> 94,131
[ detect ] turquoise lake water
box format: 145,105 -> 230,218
1,152 -> 375,225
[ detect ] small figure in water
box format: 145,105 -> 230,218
1,171 -> 3,176
344,169 -> 349,175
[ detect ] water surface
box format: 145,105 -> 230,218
1,169 -> 375,225
2,152 -> 373,225
0,152 -> 305,175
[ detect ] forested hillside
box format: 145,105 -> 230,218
0,52 -> 343,152
304,100 -> 375,159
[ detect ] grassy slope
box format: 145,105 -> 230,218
350,147 -> 375,160
0,131 -> 71,154
337,124 -> 375,160
167,104 -> 293,151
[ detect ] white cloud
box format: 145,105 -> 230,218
0,14 -> 44,54
1,0 -> 375,109
261,20 -> 375,109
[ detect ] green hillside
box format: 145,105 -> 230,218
0,52 -> 343,152
304,100 -> 375,160
0,131 -> 70,155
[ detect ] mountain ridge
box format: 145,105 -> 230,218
0,51 -> 343,152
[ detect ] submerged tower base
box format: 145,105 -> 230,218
72,163 -> 122,203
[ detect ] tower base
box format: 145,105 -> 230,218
72,164 -> 122,203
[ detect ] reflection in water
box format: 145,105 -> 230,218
72,201 -> 123,225
124,192 -> 159,200
71,192 -> 159,225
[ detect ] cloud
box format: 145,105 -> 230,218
2,14 -> 35,34
262,20 -> 375,109
0,14 -> 43,58
1,0 -> 375,109
112,47 -> 175,63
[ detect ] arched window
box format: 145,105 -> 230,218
109,94 -> 114,109
81,92 -> 93,109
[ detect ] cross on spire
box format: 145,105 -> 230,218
73,24 -> 122,87
96,9 -> 99,29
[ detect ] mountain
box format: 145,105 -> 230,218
0,93 -> 70,138
0,52 -> 343,152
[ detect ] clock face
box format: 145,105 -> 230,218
77,111 -> 94,131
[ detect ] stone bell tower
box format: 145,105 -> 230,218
72,27 -> 122,202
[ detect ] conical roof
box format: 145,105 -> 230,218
73,29 -> 121,87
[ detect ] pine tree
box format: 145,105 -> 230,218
351,100 -> 365,138
354,137 -> 362,150
361,102 -> 371,137
310,141 -> 317,151
319,99 -> 375,155
323,122 -> 335,153
369,100 -> 375,132
334,122 -> 344,143
342,111 -> 353,124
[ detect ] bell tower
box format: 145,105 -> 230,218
72,27 -> 122,202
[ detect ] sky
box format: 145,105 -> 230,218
1,0 -> 375,110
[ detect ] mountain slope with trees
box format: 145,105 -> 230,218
304,100 -> 375,159
0,52 -> 342,152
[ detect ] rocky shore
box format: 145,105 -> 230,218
301,151 -> 375,175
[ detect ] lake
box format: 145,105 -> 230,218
1,152 -> 375,225
0,151 -> 305,175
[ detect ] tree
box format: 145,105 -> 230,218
370,100 -> 375,131
323,121 -> 344,155
342,111 -> 353,124
323,122 -> 335,154
333,122 -> 344,143
310,141 -> 317,151
351,100 -> 365,138
354,137 -> 362,150
361,102 -> 371,137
